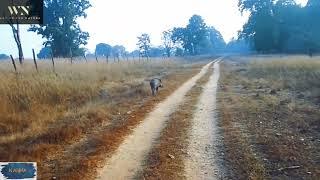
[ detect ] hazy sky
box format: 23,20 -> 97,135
0,0 -> 308,58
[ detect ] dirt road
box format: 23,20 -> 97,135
184,60 -> 222,180
97,61 -> 214,180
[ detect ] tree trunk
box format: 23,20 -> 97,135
9,23 -> 24,64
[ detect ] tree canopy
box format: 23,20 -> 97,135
137,33 -> 151,58
162,30 -> 174,57
238,0 -> 320,54
37,47 -> 52,59
112,45 -> 126,59
29,0 -> 91,57
95,43 -> 112,58
171,15 -> 225,56
0,54 -> 9,60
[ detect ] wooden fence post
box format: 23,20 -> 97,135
50,50 -> 55,73
139,53 -> 141,63
10,55 -> 17,73
32,49 -> 38,72
83,54 -> 88,63
95,52 -> 98,63
70,48 -> 73,64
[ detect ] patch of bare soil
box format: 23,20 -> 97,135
96,62 -> 213,179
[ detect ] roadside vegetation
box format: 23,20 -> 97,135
218,56 -> 320,179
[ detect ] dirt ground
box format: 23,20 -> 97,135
140,62 -> 215,180
184,60 -> 224,180
97,62 -> 214,179
218,56 -> 320,179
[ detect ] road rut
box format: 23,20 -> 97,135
184,60 -> 222,180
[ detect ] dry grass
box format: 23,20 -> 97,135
140,63 -> 214,180
218,56 -> 320,179
248,56 -> 320,101
0,59 -> 178,140
0,58 -> 207,179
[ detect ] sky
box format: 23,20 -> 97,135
0,0 -> 308,58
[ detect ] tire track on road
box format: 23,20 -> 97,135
184,60 -> 223,180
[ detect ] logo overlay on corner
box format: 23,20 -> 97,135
0,162 -> 37,180
0,0 -> 43,24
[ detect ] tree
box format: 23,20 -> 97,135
162,30 -> 174,57
112,45 -> 126,61
238,0 -> 320,54
273,0 -> 298,52
137,33 -> 151,59
9,24 -> 24,64
186,15 -> 209,55
207,27 -> 226,53
0,54 -> 9,60
238,0 -> 278,53
171,27 -> 187,55
225,38 -> 251,53
37,47 -> 52,59
171,15 -> 225,56
95,43 -> 112,60
307,0 -> 320,7
304,0 -> 320,55
7,7 -> 24,63
29,0 -> 91,57
129,50 -> 140,59
175,48 -> 184,56
171,15 -> 208,55
149,46 -> 164,57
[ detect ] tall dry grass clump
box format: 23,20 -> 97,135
247,56 -> 320,101
0,59 -> 180,142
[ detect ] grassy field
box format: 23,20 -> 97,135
0,58 -> 208,179
218,55 -> 320,179
2,55 -> 318,179
0,59 -> 173,142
